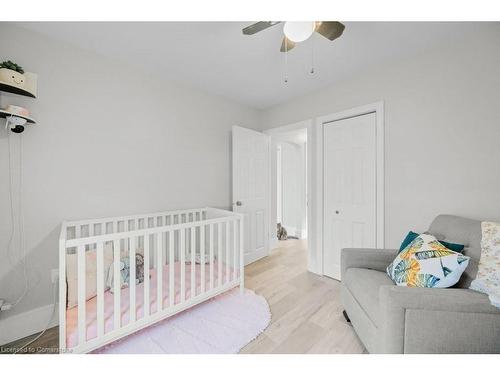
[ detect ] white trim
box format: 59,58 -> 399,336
0,303 -> 59,346
266,132 -> 272,259
315,101 -> 385,277
269,237 -> 279,250
263,119 -> 312,137
244,246 -> 268,265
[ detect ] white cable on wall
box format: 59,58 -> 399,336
6,133 -> 16,264
5,132 -> 30,308
4,130 -> 56,353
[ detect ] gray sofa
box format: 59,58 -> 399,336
341,215 -> 500,353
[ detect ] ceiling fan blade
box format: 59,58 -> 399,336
280,37 -> 296,52
242,21 -> 281,35
315,21 -> 345,41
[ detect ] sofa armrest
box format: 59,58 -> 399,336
378,286 -> 500,353
341,248 -> 398,278
379,285 -> 499,314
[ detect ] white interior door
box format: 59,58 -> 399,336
232,125 -> 270,265
323,113 -> 377,280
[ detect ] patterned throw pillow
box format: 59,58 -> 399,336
470,222 -> 500,308
387,233 -> 470,288
399,231 -> 465,253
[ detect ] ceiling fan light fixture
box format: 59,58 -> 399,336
283,21 -> 315,43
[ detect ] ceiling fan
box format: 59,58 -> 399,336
242,21 -> 345,52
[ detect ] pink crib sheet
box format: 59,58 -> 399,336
66,262 -> 237,348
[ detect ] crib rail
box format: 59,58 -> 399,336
59,207 -> 244,354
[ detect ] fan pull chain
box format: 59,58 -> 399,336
284,37 -> 288,84
310,34 -> 315,75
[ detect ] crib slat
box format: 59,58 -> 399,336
124,220 -> 129,253
150,220 -> 155,269
169,231 -> 174,307
180,229 -> 185,303
113,239 -> 121,330
162,223 -> 168,264
96,242 -> 105,338
129,236 -> 136,323
144,235 -> 150,318
75,225 -> 81,239
209,224 -> 214,290
233,219 -> 238,282
200,224 -> 205,294
77,245 -> 86,345
226,221 -> 230,284
218,223 -> 222,287
156,232 -> 163,313
190,227 -> 195,298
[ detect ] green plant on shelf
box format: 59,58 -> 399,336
0,60 -> 24,74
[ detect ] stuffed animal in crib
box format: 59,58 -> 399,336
107,253 -> 146,292
135,253 -> 145,284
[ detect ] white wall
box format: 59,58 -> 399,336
0,24 -> 261,338
261,27 -> 500,265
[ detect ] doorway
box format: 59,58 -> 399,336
275,136 -> 307,240
265,122 -> 310,268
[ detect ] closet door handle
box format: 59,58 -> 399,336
235,201 -> 243,206
335,210 -> 340,214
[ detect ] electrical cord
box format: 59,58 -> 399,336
12,281 -> 57,354
4,123 -> 51,355
5,133 -> 30,308
6,133 -> 16,263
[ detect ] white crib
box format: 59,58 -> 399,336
59,207 -> 244,353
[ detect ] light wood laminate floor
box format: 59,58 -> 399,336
1,239 -> 365,354
240,239 -> 365,354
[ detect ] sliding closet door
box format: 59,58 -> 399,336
322,113 -> 377,280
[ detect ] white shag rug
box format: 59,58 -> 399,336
94,288 -> 271,354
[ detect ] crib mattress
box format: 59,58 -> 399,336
66,261 -> 237,348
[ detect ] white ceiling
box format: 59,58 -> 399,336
17,22 -> 497,109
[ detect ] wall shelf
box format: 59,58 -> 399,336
0,81 -> 36,98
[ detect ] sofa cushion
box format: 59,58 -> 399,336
344,267 -> 394,326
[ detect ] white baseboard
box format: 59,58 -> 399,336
283,225 -> 300,238
300,229 -> 307,239
0,303 -> 59,346
244,246 -> 268,266
323,264 -> 341,281
269,237 -> 279,249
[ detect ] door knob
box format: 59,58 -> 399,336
235,201 -> 243,206
335,210 -> 340,214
